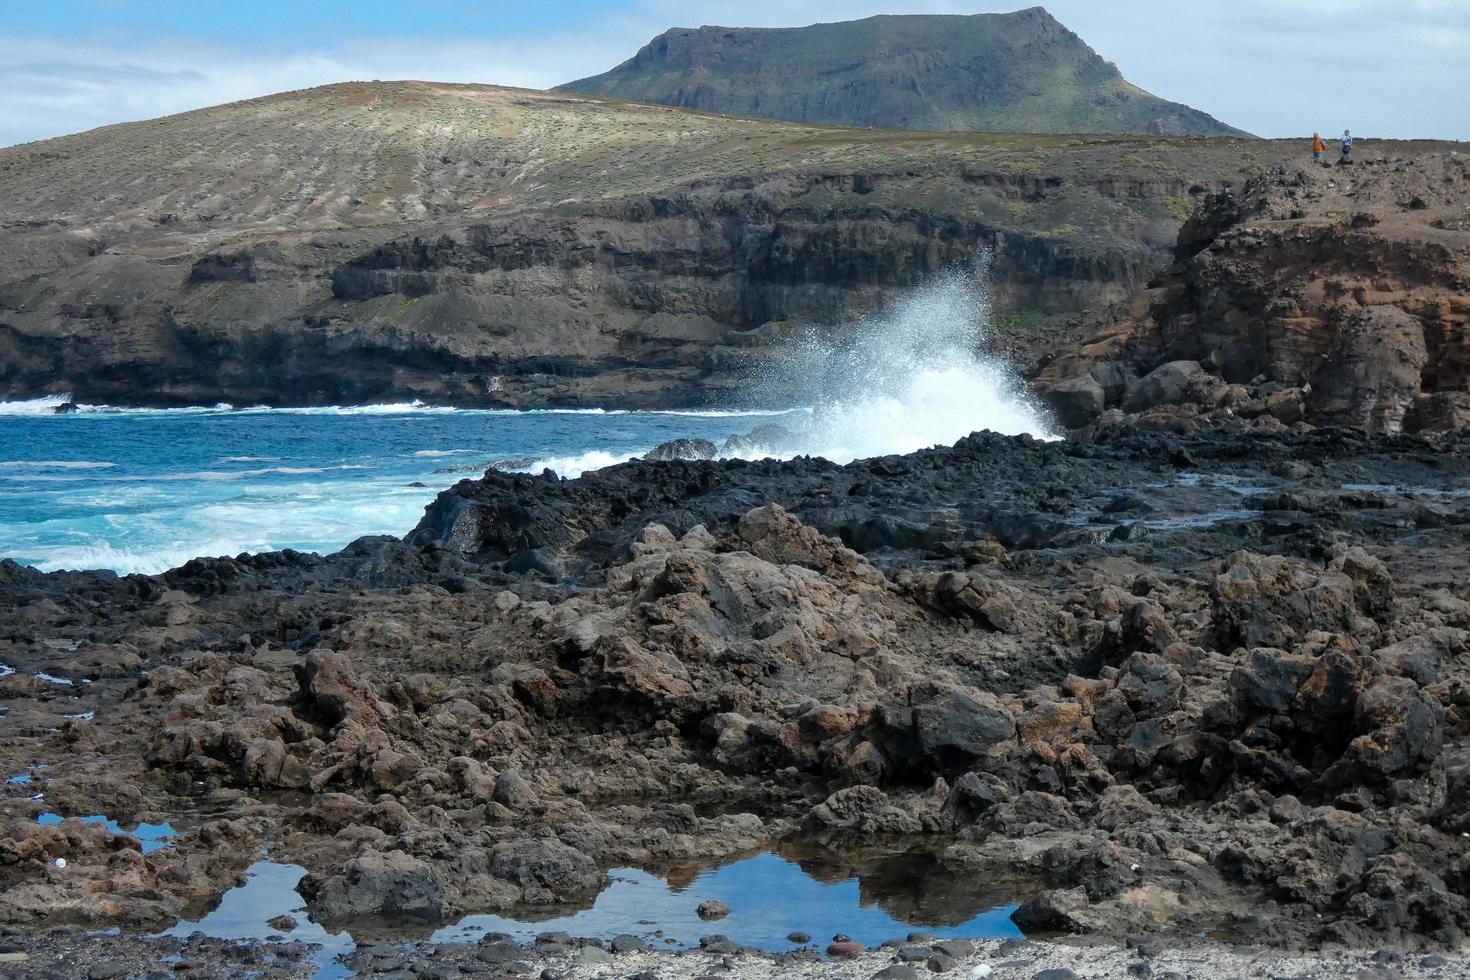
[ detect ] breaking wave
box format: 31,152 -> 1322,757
511,450 -> 639,479
745,252 -> 1054,463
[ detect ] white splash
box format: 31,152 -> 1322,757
512,449 -> 638,479
746,252 -> 1054,463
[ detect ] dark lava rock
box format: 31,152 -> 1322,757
610,934 -> 648,953
696,899 -> 731,920
645,438 -> 718,461
932,940 -> 974,959
927,952 -> 959,973
787,932 -> 812,944
477,942 -> 521,963
897,946 -> 933,961
574,946 -> 612,965
1126,935 -> 1163,959
872,966 -> 920,980
1033,970 -> 1079,980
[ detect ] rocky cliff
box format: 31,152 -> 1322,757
558,8 -> 1244,137
0,81 -> 1287,408
1036,151 -> 1470,433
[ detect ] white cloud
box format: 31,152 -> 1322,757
1,1 -> 1465,148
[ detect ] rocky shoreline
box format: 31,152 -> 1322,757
4,929 -> 1466,979
4,415 -> 1470,976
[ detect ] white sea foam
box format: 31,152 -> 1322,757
96,465 -> 372,482
741,251 -> 1054,463
0,396 -> 78,416
412,449 -> 477,458
0,460 -> 116,470
511,450 -> 639,479
219,456 -> 282,463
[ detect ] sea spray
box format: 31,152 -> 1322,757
742,251 -> 1055,462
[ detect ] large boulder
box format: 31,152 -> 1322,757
1211,552 -> 1367,649
910,682 -> 1016,768
1042,374 -> 1106,429
1122,361 -> 1205,412
488,839 -> 604,901
303,849 -> 445,921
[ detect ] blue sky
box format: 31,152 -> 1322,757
2,1 -> 1467,148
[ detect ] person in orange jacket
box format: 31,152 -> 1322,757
1312,132 -> 1328,162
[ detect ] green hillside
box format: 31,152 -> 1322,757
558,7 -> 1246,136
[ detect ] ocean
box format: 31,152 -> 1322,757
0,400 -> 801,575
0,259 -> 1054,575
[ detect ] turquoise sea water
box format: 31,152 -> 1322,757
0,399 -> 798,575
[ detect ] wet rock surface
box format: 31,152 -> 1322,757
3,422 -> 1470,973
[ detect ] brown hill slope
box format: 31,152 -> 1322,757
0,80 -> 1393,409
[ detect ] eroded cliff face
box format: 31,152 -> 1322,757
1036,153 -> 1470,433
0,175 -> 1226,409
0,81 -> 1290,409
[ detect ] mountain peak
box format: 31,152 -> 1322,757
558,9 -> 1243,137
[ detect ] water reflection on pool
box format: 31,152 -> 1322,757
157,843 -> 1025,978
161,861 -> 353,980
432,848 -> 1024,949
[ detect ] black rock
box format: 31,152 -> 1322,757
645,438 -> 718,462
1125,935 -> 1163,959
787,932 -> 812,945
927,952 -> 959,973
932,940 -> 974,959
872,967 -> 920,980
610,934 -> 649,953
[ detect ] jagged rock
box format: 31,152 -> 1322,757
645,438 -> 718,461
488,840 -> 603,900
1211,552 -> 1365,648
303,850 -> 445,922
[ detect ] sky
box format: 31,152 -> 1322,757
1,0 -> 1467,148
